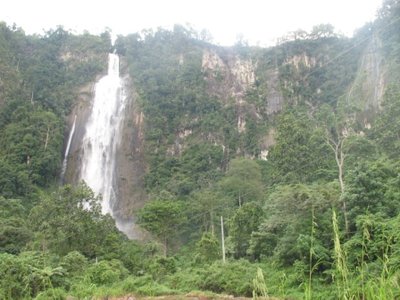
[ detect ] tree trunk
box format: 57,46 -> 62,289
331,137 -> 349,234
44,125 -> 50,150
163,237 -> 168,257
210,211 -> 215,236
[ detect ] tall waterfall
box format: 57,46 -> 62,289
80,53 -> 127,215
60,115 -> 77,183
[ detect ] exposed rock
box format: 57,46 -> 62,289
179,53 -> 185,65
265,68 -> 284,115
201,49 -> 257,137
62,80 -> 96,184
260,150 -> 269,161
345,35 -> 386,122
359,36 -> 386,111
259,128 -> 276,158
113,74 -> 147,239
201,49 -> 256,102
202,50 -> 225,70
237,115 -> 246,133
230,57 -> 255,89
179,129 -> 192,139
285,52 -> 317,69
166,128 -> 193,156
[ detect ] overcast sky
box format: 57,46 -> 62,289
1,0 -> 383,46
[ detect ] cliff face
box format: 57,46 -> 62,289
62,81 -> 96,184
62,24 -> 396,229
114,74 -> 146,218
202,49 -> 256,103
346,35 -> 386,116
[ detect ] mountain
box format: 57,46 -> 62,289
1,0 -> 400,298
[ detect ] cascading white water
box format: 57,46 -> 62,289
60,114 -> 77,183
80,53 -> 126,215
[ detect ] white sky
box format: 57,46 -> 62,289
1,0 -> 383,46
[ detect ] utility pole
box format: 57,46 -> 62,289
220,216 -> 226,263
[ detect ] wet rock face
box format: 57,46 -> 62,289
62,81 -> 96,185
114,75 -> 147,217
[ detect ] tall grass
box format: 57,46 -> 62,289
329,210 -> 399,300
252,267 -> 268,300
362,226 -> 396,300
305,206 -> 316,300
332,210 -> 350,300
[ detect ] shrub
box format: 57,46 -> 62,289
120,275 -> 176,296
34,288 -> 66,300
85,259 -> 128,285
61,251 -> 88,276
147,256 -> 177,280
199,260 -> 257,296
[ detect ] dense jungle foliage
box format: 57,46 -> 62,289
1,0 -> 400,299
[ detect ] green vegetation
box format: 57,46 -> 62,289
1,1 -> 400,299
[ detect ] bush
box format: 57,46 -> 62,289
34,288 -> 66,300
165,267 -> 204,291
0,252 -> 67,299
61,251 -> 88,276
0,253 -> 29,299
199,260 -> 258,296
120,275 -> 176,296
85,259 -> 128,285
147,256 -> 177,279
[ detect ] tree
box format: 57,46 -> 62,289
194,232 -> 220,264
370,85 -> 400,158
310,24 -> 337,39
29,183 -> 122,258
190,188 -> 223,235
345,158 -> 400,228
0,197 -> 31,254
316,102 -> 378,234
228,202 -> 263,259
0,105 -> 63,188
318,106 -> 350,232
137,199 -> 186,256
255,183 -> 338,265
269,110 -> 335,184
219,158 -> 264,207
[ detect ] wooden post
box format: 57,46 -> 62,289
221,216 -> 226,263
30,91 -> 34,106
44,125 -> 50,150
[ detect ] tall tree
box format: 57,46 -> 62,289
29,183 -> 121,258
317,104 -> 351,231
137,199 -> 186,256
269,110 -> 335,184
228,202 -> 263,259
370,86 -> 400,158
218,158 -> 264,207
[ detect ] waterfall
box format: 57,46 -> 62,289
60,114 -> 77,183
80,53 -> 127,215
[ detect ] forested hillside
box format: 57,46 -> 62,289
1,0 -> 400,299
